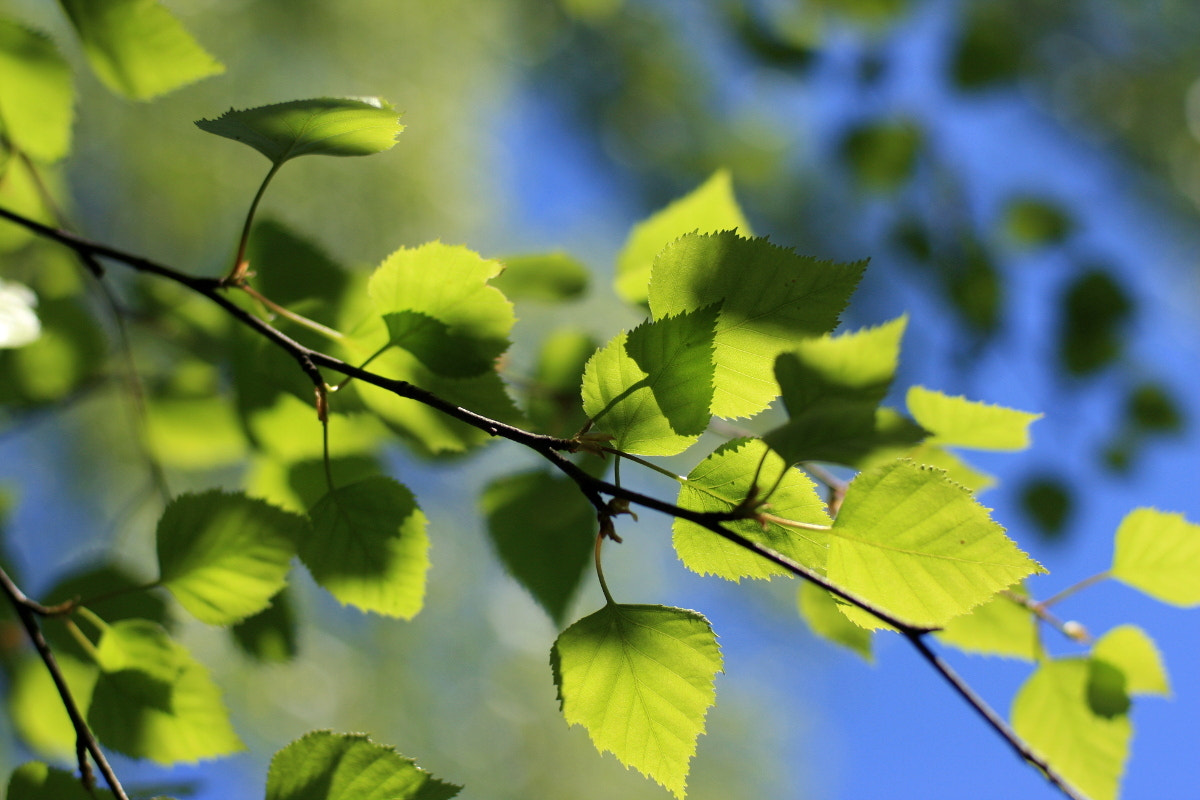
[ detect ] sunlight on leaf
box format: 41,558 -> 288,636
0,20 -> 73,162
934,587 -> 1038,660
1092,625 -> 1170,698
6,762 -> 116,800
797,583 -> 873,661
8,655 -> 97,761
906,386 -> 1041,451
1110,507 -> 1200,607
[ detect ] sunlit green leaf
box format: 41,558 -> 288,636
157,491 -> 305,625
674,438 -> 830,581
616,170 -> 751,305
1011,658 -> 1131,800
266,731 -> 460,800
6,296 -> 104,403
1092,625 -> 1170,697
0,154 -> 55,252
368,242 -> 513,377
0,20 -> 73,162
58,0 -> 223,100
552,603 -> 723,799
935,587 -> 1038,660
6,762 -> 115,800
248,392 -> 385,463
829,460 -> 1043,629
906,387 -> 1041,451
231,588 -> 297,663
302,477 -> 430,618
481,470 -> 595,625
42,563 -> 170,660
88,619 -> 244,764
493,252 -> 589,302
797,583 -> 872,661
649,232 -> 865,419
1110,507 -> 1200,606
196,97 -> 402,165
8,654 -> 98,761
145,393 -> 248,469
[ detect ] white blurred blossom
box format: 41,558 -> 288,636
0,279 -> 41,348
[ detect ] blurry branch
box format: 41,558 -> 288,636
0,204 -> 1086,800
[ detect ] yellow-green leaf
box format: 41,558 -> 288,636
906,386 -> 1041,451
797,583 -> 873,661
0,20 -> 73,162
1110,507 -> 1200,607
1092,625 -> 1171,697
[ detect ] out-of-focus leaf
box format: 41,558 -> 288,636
952,1 -> 1024,89
0,154 -> 55,252
839,119 -> 922,192
1058,268 -> 1132,375
244,219 -> 349,321
8,654 -> 98,760
935,587 -> 1038,660
1003,197 -> 1074,247
6,762 -> 116,800
1110,507 -> 1200,607
1092,625 -> 1170,697
5,296 -> 104,404
0,20 -> 73,162
231,588 -> 297,663
493,252 -> 589,302
1019,475 -> 1073,540
949,242 -> 1002,333
1125,381 -> 1184,433
57,0 -> 223,100
525,328 -> 596,437
196,98 -> 402,165
798,583 -> 872,661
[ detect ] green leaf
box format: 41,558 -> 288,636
1058,268 -> 1132,376
934,587 -> 1038,660
673,438 -> 830,581
615,170 -> 751,305
196,97 -> 402,166
0,155 -> 55,252
302,477 -> 430,618
829,460 -> 1042,629
1011,658 -> 1131,800
493,252 -> 589,302
245,219 -> 350,319
57,0 -> 223,100
6,762 -> 115,800
480,470 -> 595,625
88,619 -> 244,764
1092,625 -> 1170,697
231,588 -> 298,663
42,563 -> 171,660
581,305 -> 719,455
0,20 -> 73,162
797,583 -> 873,661
838,118 -> 923,193
763,317 -> 911,465
525,328 -> 597,437
367,242 -> 514,377
266,731 -> 460,800
1110,507 -> 1200,607
551,604 -> 723,799
649,231 -> 866,419
906,386 -> 1041,451
1003,197 -> 1074,248
8,654 -> 98,760
157,491 -> 305,625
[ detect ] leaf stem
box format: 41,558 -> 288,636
1038,571 -> 1111,609
595,530 -> 615,606
601,448 -> 686,483
239,283 -> 346,341
227,162 -> 283,284
757,511 -> 833,533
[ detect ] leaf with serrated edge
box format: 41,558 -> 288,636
58,0 -> 223,100
196,98 -> 402,165
552,604 -> 722,799
0,21 -> 73,162
616,170 -> 751,305
649,232 -> 866,419
798,583 -> 873,661
674,438 -> 830,580
935,586 -> 1038,660
1011,658 -> 1131,800
302,477 -> 430,618
1092,625 -> 1171,697
266,731 -> 460,800
907,386 -> 1041,451
581,305 -> 719,456
87,620 -> 244,764
157,491 -> 305,625
368,242 -> 513,377
829,460 -> 1042,630
1110,507 -> 1200,606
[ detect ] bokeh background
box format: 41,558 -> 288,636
2,1 -> 1199,799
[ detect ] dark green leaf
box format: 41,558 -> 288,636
1126,381 -> 1184,434
230,587 -> 297,663
1092,625 -> 1170,697
839,119 -> 923,192
525,328 -> 597,437
1058,268 -> 1132,375
41,564 -> 169,660
1003,197 -> 1074,247
1019,475 -> 1073,540
245,219 -> 349,320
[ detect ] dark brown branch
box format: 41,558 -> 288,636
0,567 -> 130,800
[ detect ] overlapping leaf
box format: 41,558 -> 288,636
8,654 -> 97,760
797,583 -> 873,661
581,305 -> 719,455
906,386 -> 1041,451
0,20 -> 73,162
828,460 -> 1042,630
1092,625 -> 1170,697
673,438 -> 830,580
493,252 -> 589,302
935,586 -> 1039,660
6,762 -> 116,800
648,232 -> 866,418
1011,658 -> 1131,800
58,0 -> 223,100
616,170 -> 751,305
302,477 -> 430,618
266,731 -> 460,800
196,98 -> 402,165
552,604 -> 722,799
156,491 -> 305,625
368,242 -> 514,377
1110,507 -> 1200,606
88,620 -> 244,764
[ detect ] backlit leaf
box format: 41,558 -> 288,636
157,491 -> 305,625
8,654 -> 97,760
302,477 -> 430,618
1011,658 -> 1131,800
1110,507 -> 1200,607
906,386 -> 1040,451
58,0 -> 223,100
649,232 -> 865,419
935,587 -> 1038,660
481,470 -> 596,625
493,252 -> 589,302
7,762 -> 115,800
615,170 -> 751,305
368,242 -> 513,377
88,619 -> 244,764
0,20 -> 73,162
674,438 -> 830,581
581,305 -> 719,455
829,460 -> 1042,629
1092,625 -> 1170,697
797,583 -> 873,661
552,604 -> 722,799
231,588 -> 298,663
196,98 -> 402,166
266,731 -> 460,800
